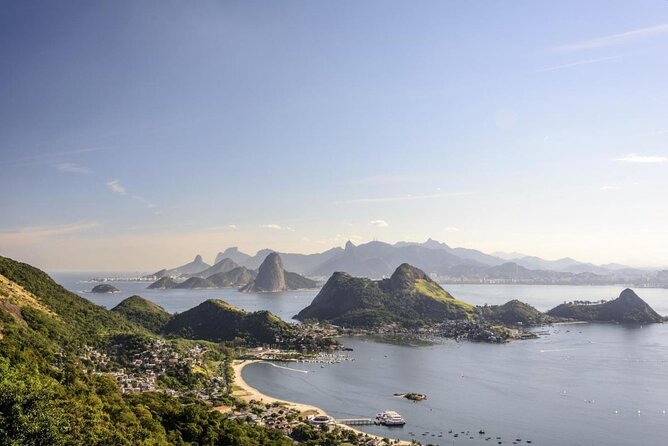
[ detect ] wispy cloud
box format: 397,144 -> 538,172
337,191 -> 472,205
346,175 -> 434,185
106,179 -> 127,195
616,153 -> 668,164
260,224 -> 294,231
535,55 -> 625,73
369,220 -> 389,228
10,147 -> 107,168
228,224 -> 237,230
600,184 -> 623,191
444,226 -> 460,232
106,180 -> 162,214
553,23 -> 668,52
0,222 -> 99,245
55,162 -> 93,175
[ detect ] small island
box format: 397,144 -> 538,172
91,283 -> 120,293
394,392 -> 427,401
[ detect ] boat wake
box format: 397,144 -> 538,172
539,348 -> 578,353
267,363 -> 309,374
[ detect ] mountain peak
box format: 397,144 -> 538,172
194,254 -> 204,263
619,288 -> 640,301
242,252 -> 286,292
344,240 -> 356,251
389,263 -> 430,289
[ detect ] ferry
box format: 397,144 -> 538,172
376,410 -> 406,426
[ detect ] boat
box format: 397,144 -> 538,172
376,410 -> 406,426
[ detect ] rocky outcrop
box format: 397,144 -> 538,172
240,253 -> 316,293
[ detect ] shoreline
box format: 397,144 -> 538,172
231,359 -> 411,445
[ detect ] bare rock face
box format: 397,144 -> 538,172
255,252 -> 287,291
241,253 -> 286,292
240,253 -> 317,293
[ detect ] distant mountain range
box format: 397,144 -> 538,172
150,239 -> 668,287
147,252 -> 317,292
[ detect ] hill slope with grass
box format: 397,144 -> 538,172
163,299 -> 292,344
111,295 -> 173,333
296,263 -> 474,328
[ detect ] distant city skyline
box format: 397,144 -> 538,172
2,1 -> 668,271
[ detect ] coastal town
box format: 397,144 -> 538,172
76,340 -> 416,446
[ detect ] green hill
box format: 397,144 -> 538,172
163,299 -> 292,344
295,263 -> 475,328
478,299 -> 550,326
91,283 -> 120,293
0,255 -> 301,445
111,295 -> 173,333
547,288 -> 664,324
0,256 -> 145,352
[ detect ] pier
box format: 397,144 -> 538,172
336,418 -> 376,426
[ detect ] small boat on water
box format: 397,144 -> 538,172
376,410 -> 406,426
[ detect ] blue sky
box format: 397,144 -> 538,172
2,0 -> 668,271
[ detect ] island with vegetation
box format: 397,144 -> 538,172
91,283 -> 120,293
295,263 -> 537,342
547,288 -> 665,324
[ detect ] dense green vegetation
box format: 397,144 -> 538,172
111,296 -> 173,333
478,299 -> 550,326
91,283 -> 120,293
296,263 -> 475,328
0,256 -> 327,445
163,300 -> 292,345
547,288 -> 664,324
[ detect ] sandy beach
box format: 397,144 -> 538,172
231,359 -> 411,445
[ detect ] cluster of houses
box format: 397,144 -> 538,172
81,339 -> 226,400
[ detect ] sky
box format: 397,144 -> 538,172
1,0 -> 668,272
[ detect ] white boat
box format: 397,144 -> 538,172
376,410 -> 406,426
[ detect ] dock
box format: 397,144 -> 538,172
336,418 -> 376,426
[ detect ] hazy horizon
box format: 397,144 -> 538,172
2,1 -> 668,271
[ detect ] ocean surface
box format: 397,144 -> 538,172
54,273 -> 668,446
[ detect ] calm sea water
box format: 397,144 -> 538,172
55,273 -> 668,445
244,328 -> 668,446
